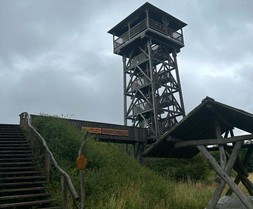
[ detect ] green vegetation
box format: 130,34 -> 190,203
31,115 -> 215,209
146,154 -> 212,181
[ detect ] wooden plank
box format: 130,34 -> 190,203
101,128 -> 129,137
226,176 -> 244,196
226,147 -> 253,196
61,175 -> 68,209
216,120 -> 226,169
79,170 -> 86,209
82,127 -> 102,134
229,162 -> 253,195
174,134 -> 253,148
82,127 -> 129,137
197,145 -> 253,209
237,171 -> 253,195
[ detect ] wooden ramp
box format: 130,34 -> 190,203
216,196 -> 253,209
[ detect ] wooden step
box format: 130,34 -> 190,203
0,130 -> 23,134
0,143 -> 31,149
0,150 -> 32,154
0,153 -> 33,158
0,147 -> 31,151
0,135 -> 26,142
0,199 -> 55,208
0,192 -> 50,201
0,140 -> 27,144
0,161 -> 35,167
0,157 -> 35,162
0,166 -> 35,171
0,170 -> 40,176
0,129 -> 22,132
0,130 -> 23,133
0,186 -> 45,194
0,133 -> 25,138
0,146 -> 30,150
1,175 -> 45,182
0,161 -> 35,166
0,180 -> 47,188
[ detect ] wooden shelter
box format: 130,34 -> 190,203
143,97 -> 253,209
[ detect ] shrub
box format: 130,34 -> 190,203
146,154 -> 212,181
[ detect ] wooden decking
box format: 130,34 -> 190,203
216,196 -> 253,209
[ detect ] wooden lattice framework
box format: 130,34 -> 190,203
108,2 -> 187,141
176,129 -> 253,209
143,97 -> 253,209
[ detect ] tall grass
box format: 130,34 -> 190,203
31,115 -> 214,209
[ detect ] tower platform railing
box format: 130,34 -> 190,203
113,17 -> 184,50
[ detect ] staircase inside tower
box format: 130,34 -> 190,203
124,43 -> 185,140
0,124 -> 59,209
108,2 -> 187,141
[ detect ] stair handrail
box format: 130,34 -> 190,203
19,112 -> 79,209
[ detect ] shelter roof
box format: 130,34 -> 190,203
142,97 -> 253,158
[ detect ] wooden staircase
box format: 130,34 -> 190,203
0,124 -> 59,209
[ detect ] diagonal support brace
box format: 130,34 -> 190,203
197,145 -> 253,209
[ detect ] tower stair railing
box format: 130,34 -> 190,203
19,112 -> 80,209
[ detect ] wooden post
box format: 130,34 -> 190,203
205,141 -> 243,209
197,145 -> 253,209
215,120 -> 226,169
226,147 -> 253,195
19,112 -> 28,128
61,175 -> 68,209
45,150 -> 51,182
80,170 -> 86,209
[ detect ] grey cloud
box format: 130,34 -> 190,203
0,0 -> 253,125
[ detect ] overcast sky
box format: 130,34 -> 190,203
0,0 -> 253,125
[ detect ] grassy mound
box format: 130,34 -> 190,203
32,115 -> 214,209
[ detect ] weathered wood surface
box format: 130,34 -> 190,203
174,134 -> 253,148
201,141 -> 244,209
83,127 -> 129,137
197,145 -> 253,209
226,147 -> 253,196
216,196 -> 253,209
19,112 -> 79,208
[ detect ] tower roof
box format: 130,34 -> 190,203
108,2 -> 187,36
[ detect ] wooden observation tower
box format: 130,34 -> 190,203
108,2 -> 187,141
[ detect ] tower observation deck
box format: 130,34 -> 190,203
108,2 -> 187,141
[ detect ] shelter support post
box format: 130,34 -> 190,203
226,146 -> 253,196
197,144 -> 253,209
215,120 -> 226,170
204,140 -> 243,209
